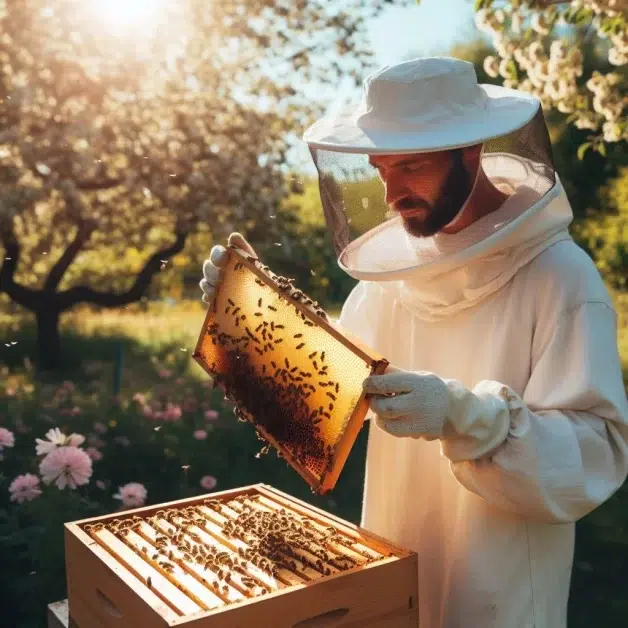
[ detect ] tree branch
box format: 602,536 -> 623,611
42,220 -> 95,294
0,223 -> 41,310
29,164 -> 124,191
75,177 -> 124,191
56,231 -> 188,311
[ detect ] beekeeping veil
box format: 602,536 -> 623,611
303,57 -> 559,281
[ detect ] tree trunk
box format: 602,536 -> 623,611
36,308 -> 62,372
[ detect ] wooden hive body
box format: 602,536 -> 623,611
65,484 -> 419,627
193,247 -> 389,494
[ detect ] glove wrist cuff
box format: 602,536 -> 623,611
441,380 -> 513,462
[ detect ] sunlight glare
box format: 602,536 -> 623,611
92,0 -> 160,28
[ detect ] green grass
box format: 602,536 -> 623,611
1,296 -> 627,627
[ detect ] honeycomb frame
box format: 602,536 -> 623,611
192,247 -> 388,494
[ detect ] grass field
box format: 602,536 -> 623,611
1,294 -> 627,627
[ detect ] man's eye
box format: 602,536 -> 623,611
403,163 -> 425,173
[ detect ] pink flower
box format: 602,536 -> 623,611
62,381 -> 75,392
9,474 -> 42,503
87,435 -> 106,449
193,429 -> 207,441
93,422 -> 107,434
182,399 -> 198,413
95,480 -> 106,490
158,369 -> 172,379
39,446 -> 92,489
86,447 -> 103,461
66,433 -> 85,447
35,428 -> 85,455
0,427 -> 15,448
114,482 -> 147,508
204,410 -> 219,421
141,405 -> 154,418
200,475 -> 217,491
132,393 -> 147,405
164,403 -> 182,421
6,387 -> 17,397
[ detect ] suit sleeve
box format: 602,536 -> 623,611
444,300 -> 628,523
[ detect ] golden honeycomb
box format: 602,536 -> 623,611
193,247 -> 388,494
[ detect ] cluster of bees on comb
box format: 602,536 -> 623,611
83,493 -> 383,608
205,254 -> 344,478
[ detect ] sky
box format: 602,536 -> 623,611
290,0 -> 480,172
369,0 -> 478,65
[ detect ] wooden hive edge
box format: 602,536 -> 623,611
66,484 -> 266,527
64,523 -> 177,626
169,551 -> 418,627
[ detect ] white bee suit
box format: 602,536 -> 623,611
336,182 -> 628,627
303,56 -> 628,627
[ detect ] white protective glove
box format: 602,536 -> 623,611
363,366 -> 513,461
199,233 -> 256,308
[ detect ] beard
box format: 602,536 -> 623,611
397,150 -> 474,238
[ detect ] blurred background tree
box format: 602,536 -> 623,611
0,0 -> 409,370
473,0 -> 626,154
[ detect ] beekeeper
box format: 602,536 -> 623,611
200,57 -> 628,628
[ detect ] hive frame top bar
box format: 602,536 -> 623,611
192,247 -> 389,494
219,246 -> 386,364
66,483 -> 409,559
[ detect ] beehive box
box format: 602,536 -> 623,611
193,247 -> 389,495
65,484 -> 418,627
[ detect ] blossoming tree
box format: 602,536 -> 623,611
474,0 -> 627,156
0,0 -> 405,370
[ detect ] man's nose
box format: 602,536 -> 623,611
384,175 -> 410,206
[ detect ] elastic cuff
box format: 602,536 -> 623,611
441,380 -> 515,462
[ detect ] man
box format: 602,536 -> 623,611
200,57 -> 628,627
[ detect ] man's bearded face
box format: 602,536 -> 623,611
369,148 -> 476,237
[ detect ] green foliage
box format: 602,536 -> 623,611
575,167 -> 628,290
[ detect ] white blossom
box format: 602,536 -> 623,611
557,98 -> 577,114
608,47 -> 627,66
511,11 -> 522,34
550,39 -> 569,60
602,121 -> 622,142
528,42 -> 545,63
531,13 -> 551,35
574,112 -> 600,130
474,0 -> 625,147
483,56 -> 500,79
498,58 -> 514,80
